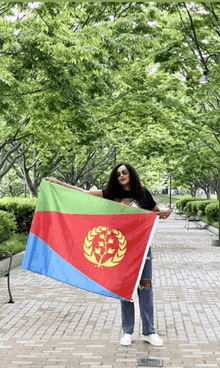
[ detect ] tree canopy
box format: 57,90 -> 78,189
0,2 -> 219,198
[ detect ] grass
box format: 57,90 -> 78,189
201,215 -> 219,229
163,195 -> 182,205
0,233 -> 28,255
156,194 -> 188,206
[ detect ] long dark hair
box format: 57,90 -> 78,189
104,163 -> 146,205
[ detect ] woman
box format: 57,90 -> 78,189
46,163 -> 170,347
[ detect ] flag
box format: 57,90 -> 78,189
22,180 -> 158,301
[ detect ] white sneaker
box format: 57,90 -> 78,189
143,333 -> 163,346
120,333 -> 133,346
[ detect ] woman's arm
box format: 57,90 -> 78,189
88,190 -> 103,197
45,178 -> 103,197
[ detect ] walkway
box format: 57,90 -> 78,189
0,214 -> 220,368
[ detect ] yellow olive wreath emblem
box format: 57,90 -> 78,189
83,226 -> 127,268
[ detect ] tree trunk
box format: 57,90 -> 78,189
206,189 -> 211,200
218,168 -> 220,241
32,148 -> 38,198
190,185 -> 197,197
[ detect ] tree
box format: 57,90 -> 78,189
0,118 -> 31,183
55,146 -> 118,190
2,2 -> 219,200
137,3 -> 220,196
1,3 -> 163,193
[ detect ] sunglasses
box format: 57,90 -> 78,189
116,170 -> 129,178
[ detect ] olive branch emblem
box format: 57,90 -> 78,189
83,226 -> 127,268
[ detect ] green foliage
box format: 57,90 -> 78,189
200,215 -> 219,230
0,2 -> 220,201
0,233 -> 28,254
175,197 -> 193,211
0,210 -> 17,243
176,197 -> 207,212
186,198 -> 205,214
190,201 -> 203,214
0,171 -> 26,198
156,194 -> 182,206
0,197 -> 37,233
142,3 -> 220,198
176,197 -> 219,225
197,200 -> 217,214
205,202 -> 219,222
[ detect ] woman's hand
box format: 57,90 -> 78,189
157,210 -> 171,219
44,177 -> 62,185
44,177 -> 87,193
152,206 -> 171,219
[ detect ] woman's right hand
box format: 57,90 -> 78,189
44,177 -> 62,185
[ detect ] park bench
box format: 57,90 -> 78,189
185,210 -> 202,230
174,206 -> 187,220
0,251 -> 14,303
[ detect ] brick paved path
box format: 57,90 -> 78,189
0,214 -> 220,368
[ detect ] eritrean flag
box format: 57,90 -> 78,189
22,180 -> 158,301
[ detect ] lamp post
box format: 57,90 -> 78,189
199,69 -> 209,84
169,175 -> 172,209
199,53 -> 219,84
199,56 -> 220,246
213,169 -> 220,247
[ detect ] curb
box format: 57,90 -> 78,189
200,221 -> 218,236
0,251 -> 25,272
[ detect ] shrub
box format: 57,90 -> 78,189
205,202 -> 219,222
175,197 -> 193,211
0,197 -> 37,233
176,197 -> 205,212
197,200 -> 217,214
191,201 -> 202,214
0,210 -> 17,243
186,199 -> 205,214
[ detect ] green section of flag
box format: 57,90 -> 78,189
36,180 -> 151,215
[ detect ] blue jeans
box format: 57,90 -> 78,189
121,247 -> 155,336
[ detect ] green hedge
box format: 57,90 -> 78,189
189,201 -> 203,214
186,200 -> 204,214
0,210 -> 17,243
176,197 -> 205,212
205,202 -> 219,222
175,197 -> 193,211
0,197 -> 37,233
197,200 -> 216,214
176,197 -> 219,222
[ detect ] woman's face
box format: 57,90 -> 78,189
116,165 -> 130,187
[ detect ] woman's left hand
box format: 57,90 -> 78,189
158,210 -> 171,219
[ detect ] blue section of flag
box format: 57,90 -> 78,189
22,233 -> 123,300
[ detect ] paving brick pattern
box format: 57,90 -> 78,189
0,214 -> 220,367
